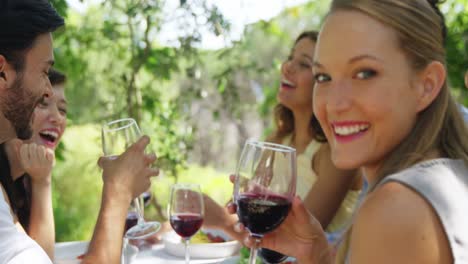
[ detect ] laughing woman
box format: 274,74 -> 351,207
242,0 -> 468,263
0,69 -> 67,259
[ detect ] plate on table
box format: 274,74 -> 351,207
162,229 -> 241,259
54,241 -> 89,264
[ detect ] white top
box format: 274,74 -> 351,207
282,136 -> 321,199
0,189 -> 51,264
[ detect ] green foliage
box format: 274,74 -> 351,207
444,0 -> 468,104
53,125 -> 102,242
49,0 -> 68,18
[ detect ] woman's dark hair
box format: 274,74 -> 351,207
48,68 -> 67,86
0,0 -> 65,71
0,144 -> 31,230
269,30 -> 327,144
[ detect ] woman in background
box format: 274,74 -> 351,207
270,31 -> 362,234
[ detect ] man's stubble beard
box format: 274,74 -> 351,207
0,75 -> 39,140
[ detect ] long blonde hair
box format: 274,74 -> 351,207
327,0 -> 468,262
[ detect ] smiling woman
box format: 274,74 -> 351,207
30,69 -> 67,150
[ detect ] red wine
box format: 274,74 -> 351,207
259,248 -> 288,263
237,194 -> 291,235
170,213 -> 204,238
125,211 -> 139,233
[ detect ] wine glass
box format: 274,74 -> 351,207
234,139 -> 296,264
101,118 -> 161,239
259,248 -> 289,263
169,183 -> 204,264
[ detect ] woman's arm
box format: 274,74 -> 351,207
304,144 -> 358,228
28,179 -> 55,259
5,141 -> 55,259
201,194 -> 243,241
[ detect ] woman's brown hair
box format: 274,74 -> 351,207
269,31 -> 327,144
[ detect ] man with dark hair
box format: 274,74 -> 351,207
0,0 -> 65,141
0,1 -> 159,263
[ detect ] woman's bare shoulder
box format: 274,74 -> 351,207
349,182 -> 452,264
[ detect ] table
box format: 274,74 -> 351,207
54,241 -> 239,264
130,244 -> 238,264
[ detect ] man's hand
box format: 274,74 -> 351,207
98,135 -> 159,202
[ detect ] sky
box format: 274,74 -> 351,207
66,0 -> 310,49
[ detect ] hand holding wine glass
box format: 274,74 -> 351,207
169,183 -> 204,264
101,118 -> 161,239
234,139 -> 297,264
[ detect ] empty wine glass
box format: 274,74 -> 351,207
234,139 -> 296,264
101,118 -> 160,239
169,183 -> 204,264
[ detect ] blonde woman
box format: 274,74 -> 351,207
239,0 -> 468,263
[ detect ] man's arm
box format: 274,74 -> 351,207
82,186 -> 130,263
82,136 -> 158,264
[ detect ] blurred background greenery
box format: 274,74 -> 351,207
48,0 -> 468,242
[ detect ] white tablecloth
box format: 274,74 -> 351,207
131,244 -> 238,264
54,241 -> 239,264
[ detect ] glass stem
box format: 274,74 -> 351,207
134,197 -> 144,225
184,238 -> 190,264
249,237 -> 261,264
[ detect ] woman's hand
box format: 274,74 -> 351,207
19,143 -> 54,185
202,194 -> 236,230
227,174 -> 332,264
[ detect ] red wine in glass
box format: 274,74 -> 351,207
259,248 -> 288,264
169,183 -> 204,264
234,140 -> 296,264
237,194 -> 291,236
170,213 -> 204,238
125,211 -> 139,234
